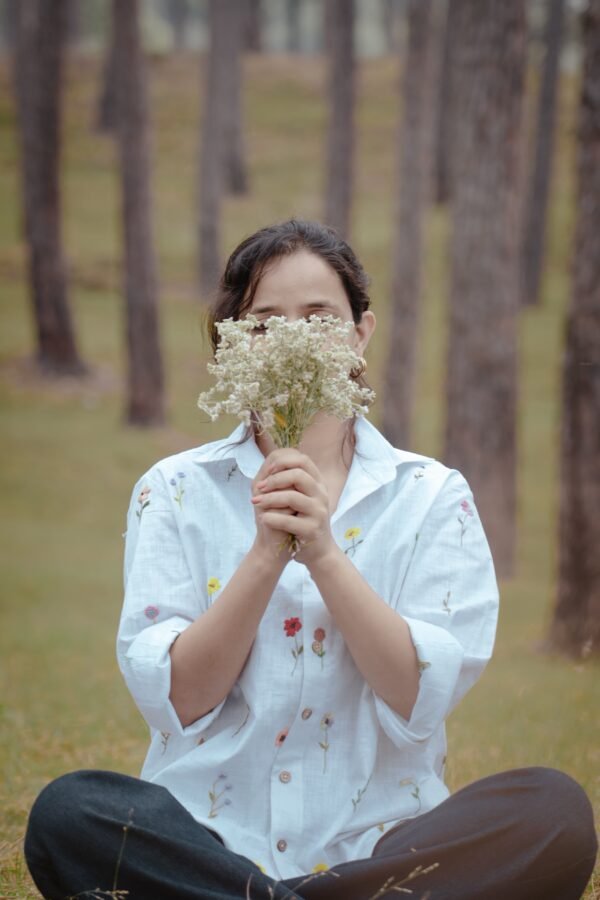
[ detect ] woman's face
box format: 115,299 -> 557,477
246,250 -> 376,354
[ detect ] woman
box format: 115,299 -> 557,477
25,220 -> 596,899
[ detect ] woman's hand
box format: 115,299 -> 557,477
250,448 -> 337,568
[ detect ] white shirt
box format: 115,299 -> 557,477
117,417 -> 498,879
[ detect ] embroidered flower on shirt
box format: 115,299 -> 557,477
418,660 -> 431,674
160,731 -> 170,754
343,527 -> 364,557
458,499 -> 474,545
170,472 -> 186,508
414,465 -> 426,480
232,703 -> 250,737
312,627 -> 327,669
442,590 -> 452,614
399,778 -> 422,813
136,486 -> 151,518
226,463 -> 238,480
377,823 -> 386,833
208,773 -> 233,818
312,863 -> 329,873
319,713 -> 334,773
284,617 -> 303,674
351,775 -> 371,812
275,727 -> 289,747
144,604 -> 160,622
207,577 -> 221,598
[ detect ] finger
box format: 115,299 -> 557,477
256,467 -> 317,498
252,489 -> 313,515
263,448 -> 321,483
260,510 -> 314,537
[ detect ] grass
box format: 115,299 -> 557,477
0,51 -> 598,897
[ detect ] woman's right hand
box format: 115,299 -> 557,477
250,454 -> 296,565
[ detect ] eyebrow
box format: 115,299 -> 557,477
251,301 -> 339,315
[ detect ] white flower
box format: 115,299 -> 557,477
197,314 -> 375,448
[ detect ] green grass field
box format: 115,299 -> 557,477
0,52 -> 597,898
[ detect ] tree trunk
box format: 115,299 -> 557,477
14,0 -> 86,375
94,26 -> 118,134
324,0 -> 355,238
444,1 -> 527,578
520,0 -> 566,307
198,0 -> 247,293
113,0 -> 165,426
245,0 -> 262,52
382,0 -> 437,448
286,0 -> 302,53
432,0 -> 458,205
164,0 -> 189,53
221,2 -> 248,195
548,0 -> 600,658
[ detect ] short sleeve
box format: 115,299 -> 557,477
374,468 -> 499,746
117,470 -> 225,737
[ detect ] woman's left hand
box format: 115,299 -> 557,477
250,448 -> 337,567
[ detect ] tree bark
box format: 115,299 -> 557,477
432,0 -> 458,205
164,0 -> 190,53
113,0 -> 165,426
286,0 -> 302,53
245,0 -> 262,52
198,0 -> 248,294
94,25 -> 118,134
324,0 -> 355,239
549,0 -> 600,657
382,0 -> 437,448
520,0 -> 566,307
221,2 -> 248,196
14,0 -> 86,375
444,1 -> 527,578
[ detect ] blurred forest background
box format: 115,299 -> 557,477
0,0 -> 598,897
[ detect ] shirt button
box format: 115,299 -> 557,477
277,839 -> 287,852
279,770 -> 292,783
301,708 -> 312,720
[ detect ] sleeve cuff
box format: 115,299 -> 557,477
374,616 -> 464,746
119,616 -> 226,737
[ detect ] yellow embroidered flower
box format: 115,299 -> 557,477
344,526 -> 361,540
207,577 -> 221,597
253,861 -> 266,873
312,863 -> 329,873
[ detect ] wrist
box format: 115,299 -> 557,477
304,540 -> 345,577
248,540 -> 289,578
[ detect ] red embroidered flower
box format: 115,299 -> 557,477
275,728 -> 289,746
284,617 -> 302,637
144,604 -> 160,621
460,499 -> 474,517
314,627 -> 326,642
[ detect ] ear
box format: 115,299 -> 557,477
352,311 -> 376,356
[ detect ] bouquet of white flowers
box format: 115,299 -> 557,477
198,313 -> 375,554
198,314 -> 374,443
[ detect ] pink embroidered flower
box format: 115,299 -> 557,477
314,627 -> 326,642
275,728 -> 289,747
284,617 -> 302,637
136,486 -> 151,519
144,604 -> 159,621
458,500 -> 475,546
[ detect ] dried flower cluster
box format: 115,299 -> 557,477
197,314 -> 375,447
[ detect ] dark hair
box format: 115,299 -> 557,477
207,219 -> 371,354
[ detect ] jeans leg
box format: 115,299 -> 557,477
24,770 -> 301,900
283,767 -> 597,900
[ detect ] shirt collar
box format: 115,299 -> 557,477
194,417 -> 405,519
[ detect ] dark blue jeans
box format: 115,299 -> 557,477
25,767 -> 597,899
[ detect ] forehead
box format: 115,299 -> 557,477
249,250 -> 351,315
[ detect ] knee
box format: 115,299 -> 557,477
521,767 -> 597,859
26,770 -> 109,847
